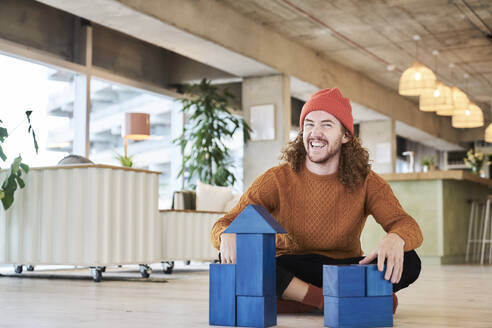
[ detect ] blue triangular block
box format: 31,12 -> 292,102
224,205 -> 287,234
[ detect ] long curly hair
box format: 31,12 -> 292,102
279,128 -> 371,190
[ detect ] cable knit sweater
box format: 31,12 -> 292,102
210,163 -> 423,259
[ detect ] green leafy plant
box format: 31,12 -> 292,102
0,111 -> 38,210
174,78 -> 252,187
114,153 -> 133,167
464,149 -> 489,175
421,155 -> 436,169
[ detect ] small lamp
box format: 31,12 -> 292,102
419,81 -> 453,112
485,124 -> 492,143
399,61 -> 436,96
122,112 -> 150,157
452,103 -> 484,128
437,87 -> 469,116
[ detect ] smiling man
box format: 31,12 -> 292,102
210,88 -> 423,314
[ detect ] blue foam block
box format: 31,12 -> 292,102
209,264 -> 236,326
236,234 -> 276,296
223,204 -> 287,234
324,296 -> 393,328
364,265 -> 393,296
237,296 -> 276,327
323,265 -> 365,297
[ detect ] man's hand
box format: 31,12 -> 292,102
359,232 -> 405,284
220,233 -> 236,264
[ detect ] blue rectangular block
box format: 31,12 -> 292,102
209,264 -> 236,326
236,234 -> 276,296
324,296 -> 393,328
323,265 -> 365,297
365,265 -> 393,296
237,296 -> 276,327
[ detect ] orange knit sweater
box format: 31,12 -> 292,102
210,163 -> 423,258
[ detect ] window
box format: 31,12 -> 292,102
0,53 -> 75,166
88,78 -> 176,208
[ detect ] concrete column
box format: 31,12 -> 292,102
359,119 -> 396,174
171,101 -> 184,190
242,75 -> 291,189
73,25 -> 92,157
73,74 -> 90,157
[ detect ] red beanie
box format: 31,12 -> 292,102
299,88 -> 354,135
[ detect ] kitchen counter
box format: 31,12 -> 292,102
379,170 -> 492,187
360,170 -> 490,264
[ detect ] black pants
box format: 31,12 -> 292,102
276,250 -> 421,296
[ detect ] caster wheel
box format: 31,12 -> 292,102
139,265 -> 151,278
26,265 -> 34,272
91,267 -> 103,282
185,260 -> 191,265
161,261 -> 174,274
14,265 -> 23,274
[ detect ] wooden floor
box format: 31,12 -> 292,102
0,262 -> 491,327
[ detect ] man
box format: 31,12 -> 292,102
210,88 -> 423,314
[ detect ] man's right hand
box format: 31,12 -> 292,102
220,233 -> 236,264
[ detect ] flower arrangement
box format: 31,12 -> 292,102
464,149 -> 489,175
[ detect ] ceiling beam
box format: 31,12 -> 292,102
36,0 -> 478,144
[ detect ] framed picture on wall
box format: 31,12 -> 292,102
250,104 -> 275,141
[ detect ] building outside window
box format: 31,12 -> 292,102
0,52 -> 247,209
0,53 -> 75,166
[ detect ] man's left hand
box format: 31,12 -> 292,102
358,232 -> 405,284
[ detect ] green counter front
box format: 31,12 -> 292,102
360,171 -> 491,264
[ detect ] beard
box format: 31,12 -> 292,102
305,137 -> 343,164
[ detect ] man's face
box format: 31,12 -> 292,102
302,111 -> 349,164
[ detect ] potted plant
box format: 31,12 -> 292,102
174,79 -> 252,187
0,111 -> 38,210
464,149 -> 489,176
114,153 -> 133,167
421,155 -> 436,172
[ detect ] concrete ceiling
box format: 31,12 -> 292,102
34,0 -> 488,145
220,0 -> 492,105
395,121 -> 465,151
36,0 -> 278,78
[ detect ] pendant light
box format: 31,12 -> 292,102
486,104 -> 492,142
399,62 -> 437,96
452,103 -> 484,128
419,81 -> 453,112
485,123 -> 492,143
437,86 -> 469,116
399,35 -> 436,96
419,50 -> 453,112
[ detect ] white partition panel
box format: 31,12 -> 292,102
0,165 -> 161,266
160,210 -> 222,262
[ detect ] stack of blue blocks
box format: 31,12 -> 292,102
323,264 -> 393,328
209,234 -> 277,327
210,204 -> 287,328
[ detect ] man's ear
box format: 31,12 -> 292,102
341,132 -> 351,144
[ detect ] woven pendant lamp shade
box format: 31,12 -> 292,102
399,62 -> 437,96
485,124 -> 492,143
452,103 -> 483,128
437,87 -> 469,116
419,81 -> 453,112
